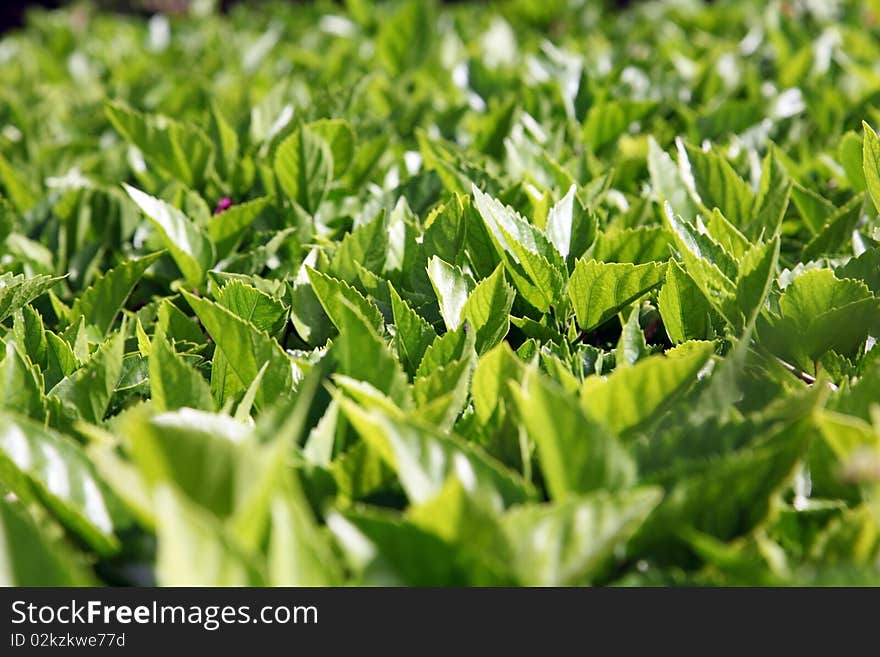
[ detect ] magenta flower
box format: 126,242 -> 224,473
214,196 -> 233,215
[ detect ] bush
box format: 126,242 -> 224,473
0,0 -> 879,586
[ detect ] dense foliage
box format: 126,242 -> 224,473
0,0 -> 879,586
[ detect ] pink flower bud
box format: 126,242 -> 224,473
214,196 -> 233,215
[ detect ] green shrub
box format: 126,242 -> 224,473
0,0 -> 879,586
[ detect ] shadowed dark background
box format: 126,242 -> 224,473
0,1 -> 225,31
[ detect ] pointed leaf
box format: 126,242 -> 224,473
183,292 -> 293,409
0,497 -> 92,586
512,370 -> 636,499
49,329 -> 125,425
580,341 -> 715,437
0,273 -> 61,323
124,184 -> 214,287
658,260 -> 713,343
149,334 -> 214,412
274,126 -> 332,213
568,259 -> 666,332
862,121 -> 880,214
338,399 -> 531,509
0,412 -> 120,554
680,141 -> 754,226
461,265 -> 514,353
307,268 -> 384,335
69,252 -> 162,336
106,101 -> 213,189
215,279 -> 289,336
503,487 -> 662,585
426,256 -> 473,331
389,284 -> 436,377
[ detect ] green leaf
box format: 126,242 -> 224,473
503,487 -> 662,585
471,343 -> 526,426
307,268 -> 384,335
615,305 -> 649,367
123,184 -> 214,287
583,100 -> 655,150
215,279 -> 289,336
810,505 -> 880,567
125,407 -> 250,516
105,100 -> 213,189
416,130 -> 474,196
749,144 -> 791,239
0,341 -> 46,421
663,205 -> 738,322
207,101 -> 239,183
274,126 -> 333,213
309,118 -> 355,178
13,304 -> 47,368
206,197 -> 270,252
0,411 -> 120,554
460,265 -> 515,354
705,208 -> 750,260
734,235 -> 780,329
154,486 -> 263,586
592,226 -> 673,265
338,399 -> 531,510
696,99 -> 763,138
658,260 -> 712,343
422,196 -> 468,266
0,153 -> 37,213
634,422 -> 807,550
209,271 -> 288,301
9,0 -> 880,588
837,248 -> 880,295
568,259 -> 666,332
580,341 -> 715,437
330,297 -> 410,406
406,478 -> 514,581
376,0 -> 433,75
545,184 -> 598,266
783,269 -> 877,331
472,185 -> 566,312
801,194 -> 863,261
862,121 -> 880,214
69,252 -> 162,336
790,183 -> 835,235
0,497 -> 92,585
268,476 -> 342,585
183,292 -> 293,410
809,410 -> 879,501
44,332 -> 77,391
328,212 -> 388,283
472,97 -> 517,158
156,298 -> 205,344
680,141 -> 754,226
668,208 -> 738,281
759,270 -> 880,371
389,284 -> 436,377
333,506 -> 481,585
413,354 -> 475,430
0,273 -> 61,323
426,256 -> 473,331
838,131 -> 865,192
648,136 -> 698,220
49,329 -> 125,425
149,333 -> 214,412
416,324 -> 475,378
0,196 -> 15,245
512,369 -> 636,499
233,363 -> 268,423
